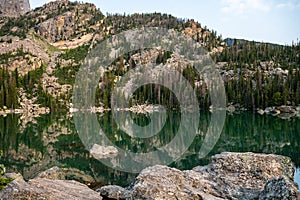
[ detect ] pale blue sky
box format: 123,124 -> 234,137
30,0 -> 300,45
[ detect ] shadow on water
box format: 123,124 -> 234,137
0,111 -> 299,188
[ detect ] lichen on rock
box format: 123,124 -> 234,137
99,152 -> 300,200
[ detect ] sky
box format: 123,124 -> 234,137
29,0 -> 300,45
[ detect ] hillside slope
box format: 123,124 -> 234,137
0,0 -> 299,117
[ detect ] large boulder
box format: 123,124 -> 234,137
0,173 -> 102,200
99,152 -> 300,200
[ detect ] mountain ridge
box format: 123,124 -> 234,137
0,0 -> 299,117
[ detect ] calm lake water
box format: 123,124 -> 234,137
0,111 -> 299,189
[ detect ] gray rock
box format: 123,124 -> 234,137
259,178 -> 299,200
99,152 -> 299,200
2,173 -> 24,181
97,185 -> 125,200
0,176 -> 102,200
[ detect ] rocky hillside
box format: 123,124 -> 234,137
0,0 -> 299,118
0,0 -> 225,114
0,0 -> 30,17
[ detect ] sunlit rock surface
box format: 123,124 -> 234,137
100,152 -> 300,200
0,173 -> 102,200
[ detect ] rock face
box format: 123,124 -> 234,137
0,173 -> 102,200
0,0 -> 30,17
35,1 -> 102,44
99,152 -> 300,200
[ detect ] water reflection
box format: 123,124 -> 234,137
0,111 -> 299,188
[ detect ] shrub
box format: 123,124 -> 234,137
0,151 -> 13,190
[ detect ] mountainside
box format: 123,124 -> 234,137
0,0 -> 30,17
0,0 -> 299,119
0,1 -> 299,195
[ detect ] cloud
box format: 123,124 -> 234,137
221,0 -> 271,15
275,1 -> 300,10
221,0 -> 300,15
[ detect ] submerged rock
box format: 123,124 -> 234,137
99,152 -> 300,200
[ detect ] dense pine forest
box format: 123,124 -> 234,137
215,40 -> 300,109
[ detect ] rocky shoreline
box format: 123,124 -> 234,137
257,105 -> 300,119
0,152 -> 299,199
69,104 -> 163,114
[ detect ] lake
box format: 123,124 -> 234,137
0,111 -> 299,190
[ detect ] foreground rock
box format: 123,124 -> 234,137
0,173 -> 102,200
100,152 -> 300,200
36,166 -> 95,186
1,152 -> 299,199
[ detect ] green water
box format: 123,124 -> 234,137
0,112 -> 299,189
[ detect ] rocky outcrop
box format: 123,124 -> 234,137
0,173 -> 102,200
258,105 -> 300,119
0,0 -> 30,17
35,2 -> 103,45
1,152 -> 299,199
182,21 -> 225,54
41,52 -> 73,99
99,152 -> 300,200
0,36 -> 50,61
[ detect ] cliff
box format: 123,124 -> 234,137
0,0 -> 30,17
